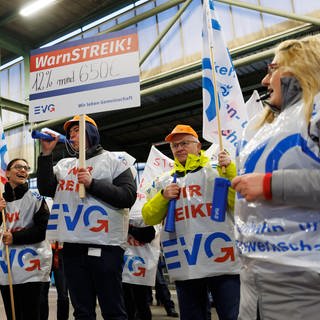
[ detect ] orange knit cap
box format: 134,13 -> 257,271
165,124 -> 198,142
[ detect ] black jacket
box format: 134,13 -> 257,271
37,145 -> 137,208
36,144 -> 137,254
128,225 -> 156,243
2,182 -> 50,245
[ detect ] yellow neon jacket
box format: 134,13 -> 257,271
142,151 -> 236,226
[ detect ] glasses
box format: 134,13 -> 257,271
12,164 -> 31,172
170,140 -> 198,149
267,63 -> 279,76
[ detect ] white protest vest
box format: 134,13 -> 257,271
157,165 -> 240,281
122,225 -> 160,286
236,94 -> 320,273
47,151 -> 133,248
0,191 -> 51,285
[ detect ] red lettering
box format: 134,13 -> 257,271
58,179 -> 65,191
189,185 -> 201,197
205,203 -> 212,216
67,167 -> 79,175
137,192 -> 145,200
175,207 -> 184,221
174,202 -> 212,221
178,185 -> 202,200
179,186 -> 187,199
65,180 -> 75,191
153,158 -> 160,167
153,158 -> 172,169
139,177 -> 145,189
127,235 -> 144,246
57,179 -> 79,192
6,212 -> 19,223
191,204 -> 206,218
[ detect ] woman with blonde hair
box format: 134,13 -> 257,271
232,35 -> 320,319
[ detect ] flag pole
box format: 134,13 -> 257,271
0,191 -> 16,320
205,0 -> 225,172
78,114 -> 86,198
0,114 -> 15,319
209,46 -> 223,152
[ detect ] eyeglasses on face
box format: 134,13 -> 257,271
170,140 -> 198,149
11,164 -> 31,172
267,63 -> 279,76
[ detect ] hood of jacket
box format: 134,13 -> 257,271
173,150 -> 209,176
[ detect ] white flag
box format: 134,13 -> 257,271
0,117 -> 9,185
129,145 -> 174,223
202,0 -> 247,157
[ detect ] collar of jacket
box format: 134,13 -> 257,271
266,76 -> 302,114
173,150 -> 209,176
74,144 -> 104,159
3,182 -> 28,202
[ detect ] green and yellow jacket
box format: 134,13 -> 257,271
142,150 -> 236,226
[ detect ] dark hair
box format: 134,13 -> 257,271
7,158 -> 29,171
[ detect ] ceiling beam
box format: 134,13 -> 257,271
140,0 -> 193,66
216,0 -> 320,26
0,97 -> 29,115
0,31 -> 30,56
99,0 -> 186,35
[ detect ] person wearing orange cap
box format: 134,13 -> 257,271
142,124 -> 240,320
36,114 -> 137,320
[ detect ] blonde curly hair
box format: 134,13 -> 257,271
259,35 -> 320,126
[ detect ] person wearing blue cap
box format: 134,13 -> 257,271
36,114 -> 137,320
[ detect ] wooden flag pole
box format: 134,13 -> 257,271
205,1 -> 225,173
209,47 -> 224,152
79,114 -> 86,198
0,191 -> 16,320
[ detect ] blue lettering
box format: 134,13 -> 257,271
64,204 -> 83,231
214,64 -> 234,77
0,249 -> 16,274
127,256 -> 145,272
18,248 -> 37,267
204,232 -> 231,257
34,104 -> 55,115
83,205 -> 107,226
299,222 -> 319,232
180,234 -> 202,265
163,232 -> 233,269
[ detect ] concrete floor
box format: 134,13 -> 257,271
0,286 -> 219,319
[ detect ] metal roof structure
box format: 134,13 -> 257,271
1,0 -> 320,162
0,0 -> 132,64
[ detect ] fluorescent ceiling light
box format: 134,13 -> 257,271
135,0 -> 149,6
82,4 -> 134,31
3,0 -> 148,70
82,0 -> 147,32
41,29 -> 82,47
19,0 -> 56,17
0,57 -> 23,71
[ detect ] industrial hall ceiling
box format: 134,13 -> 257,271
1,0 -> 320,162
